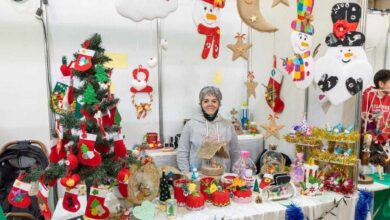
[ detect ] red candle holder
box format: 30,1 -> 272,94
200,176 -> 215,201
173,178 -> 189,206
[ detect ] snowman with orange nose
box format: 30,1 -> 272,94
193,0 -> 225,59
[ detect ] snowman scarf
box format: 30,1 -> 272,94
286,51 -> 310,81
197,24 -> 220,59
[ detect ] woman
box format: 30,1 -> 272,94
177,86 -> 240,172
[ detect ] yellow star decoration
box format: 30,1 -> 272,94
227,33 -> 253,61
272,0 -> 289,7
260,114 -> 284,139
250,15 -> 257,22
213,71 -> 222,85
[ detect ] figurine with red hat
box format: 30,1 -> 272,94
192,0 -> 225,59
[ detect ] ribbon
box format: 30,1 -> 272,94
333,20 -> 358,39
136,103 -> 152,119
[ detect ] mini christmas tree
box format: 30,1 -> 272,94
159,171 -> 171,202
253,179 -> 260,193
95,64 -> 109,84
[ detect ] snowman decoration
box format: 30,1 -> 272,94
284,0 -> 315,89
192,0 -> 225,59
314,3 -> 373,105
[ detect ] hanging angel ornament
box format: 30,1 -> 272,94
130,65 -> 153,119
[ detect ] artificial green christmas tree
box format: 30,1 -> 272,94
253,178 -> 260,193
159,171 -> 171,203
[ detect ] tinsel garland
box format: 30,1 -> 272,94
355,191 -> 372,220
286,203 -> 305,220
284,128 -> 359,145
310,149 -> 358,166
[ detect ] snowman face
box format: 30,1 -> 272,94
193,1 -> 221,28
291,31 -> 312,54
336,46 -> 367,64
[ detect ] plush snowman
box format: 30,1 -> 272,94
314,3 -> 373,105
284,0 -> 315,89
192,0 -> 225,59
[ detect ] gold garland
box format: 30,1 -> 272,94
284,128 -> 359,145
310,149 -> 358,166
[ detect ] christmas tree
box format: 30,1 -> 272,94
253,179 -> 260,193
159,171 -> 171,202
26,34 -> 137,188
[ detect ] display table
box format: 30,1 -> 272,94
146,134 -> 263,168
154,191 -> 361,220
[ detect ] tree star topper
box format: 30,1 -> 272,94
260,114 -> 284,139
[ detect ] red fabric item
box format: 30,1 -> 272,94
265,69 -> 285,113
211,189 -> 230,206
113,134 -> 127,160
49,139 -> 67,163
333,20 -> 358,39
185,194 -> 205,210
66,151 -> 78,170
77,133 -> 102,167
102,106 -> 117,126
95,144 -> 110,154
362,86 -> 390,134
8,178 -> 31,208
84,187 -> 110,219
117,167 -> 130,198
60,173 -> 81,189
202,0 -> 225,8
197,24 -> 220,59
62,188 -> 80,213
37,180 -> 51,220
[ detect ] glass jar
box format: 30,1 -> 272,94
259,144 -> 284,174
232,151 -> 257,178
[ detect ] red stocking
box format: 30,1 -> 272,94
74,48 -> 95,72
117,166 -> 130,198
62,187 -> 80,213
49,139 -> 66,163
265,68 -> 284,113
37,180 -> 51,220
8,177 -> 31,208
114,134 -> 127,160
77,132 -> 101,167
84,187 -> 110,219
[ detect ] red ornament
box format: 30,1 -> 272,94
60,173 -> 81,188
333,20 -> 358,39
185,194 -> 205,211
211,189 -> 230,207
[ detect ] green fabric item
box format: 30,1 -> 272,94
369,174 -> 390,220
0,206 -> 5,220
369,173 -> 390,186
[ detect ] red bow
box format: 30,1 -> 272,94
333,20 -> 358,39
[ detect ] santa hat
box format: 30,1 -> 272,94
290,0 -> 315,35
325,3 -> 365,47
375,133 -> 389,145
202,0 -> 225,8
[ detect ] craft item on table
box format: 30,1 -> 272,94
253,178 -> 260,192
192,0 -> 225,59
159,171 -> 171,203
260,114 -> 284,139
144,132 -> 161,148
245,71 -> 258,99
283,0 -> 315,89
62,187 -> 80,212
248,122 -> 258,135
370,133 -> 390,180
299,159 -> 323,196
113,133 -> 127,160
220,173 -> 239,189
262,178 -> 296,201
74,40 -> 95,72
7,175 -> 31,208
147,57 -> 158,68
228,177 -> 252,203
132,200 -> 155,220
311,148 -> 358,166
160,39 -> 168,50
115,0 -> 178,22
264,57 -> 284,113
232,151 -> 257,187
184,182 -> 205,210
290,152 -> 304,183
166,198 -> 177,219
272,0 -> 289,7
130,65 -> 153,119
314,3 -> 373,105
117,165 -> 130,198
37,179 -> 51,219
259,143 -> 285,174
323,172 -> 354,194
237,0 -> 278,32
128,156 -> 159,204
200,176 -> 215,201
207,182 -> 230,207
173,178 -> 190,206
227,33 -> 252,61
241,102 -> 249,130
191,166 -> 199,181
230,108 -> 243,135
198,141 -> 229,176
260,173 -> 274,189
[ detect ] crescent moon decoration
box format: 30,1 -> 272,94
272,0 -> 289,7
237,0 -> 278,33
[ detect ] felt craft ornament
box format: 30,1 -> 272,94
36,179 -> 52,220
237,0 -> 278,33
84,187 -> 110,219
77,123 -> 102,167
60,56 -> 74,77
192,0 -> 225,59
284,0 -> 315,89
117,166 -> 130,198
130,65 -> 154,119
62,187 -> 80,213
50,82 -> 70,115
75,40 -> 95,72
7,175 -> 31,208
314,3 -> 373,105
60,173 -> 81,189
227,33 -> 252,61
113,133 -> 127,160
245,71 -> 258,98
264,56 -> 284,113
260,114 -> 284,139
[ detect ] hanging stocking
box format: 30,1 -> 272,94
62,187 -> 80,213
77,123 -> 101,167
84,187 -> 110,219
37,179 -> 51,220
117,166 -> 130,198
102,106 -> 117,127
74,40 -> 95,72
49,138 -> 66,163
62,70 -> 75,111
60,56 -> 74,77
8,176 -> 31,208
265,57 -> 285,113
113,133 -> 127,160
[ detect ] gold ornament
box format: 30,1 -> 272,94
245,71 -> 258,98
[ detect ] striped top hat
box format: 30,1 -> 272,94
291,0 -> 315,35
202,0 -> 225,8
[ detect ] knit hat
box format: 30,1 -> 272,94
199,86 -> 222,104
290,0 -> 315,35
325,3 -> 365,47
201,0 -> 225,8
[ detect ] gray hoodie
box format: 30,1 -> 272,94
177,113 -> 241,172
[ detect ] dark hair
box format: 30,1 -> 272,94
374,69 -> 390,88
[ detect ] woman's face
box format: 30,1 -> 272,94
201,94 -> 220,115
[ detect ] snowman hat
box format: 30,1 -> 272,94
201,0 -> 225,8
325,3 -> 365,47
290,0 -> 315,35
